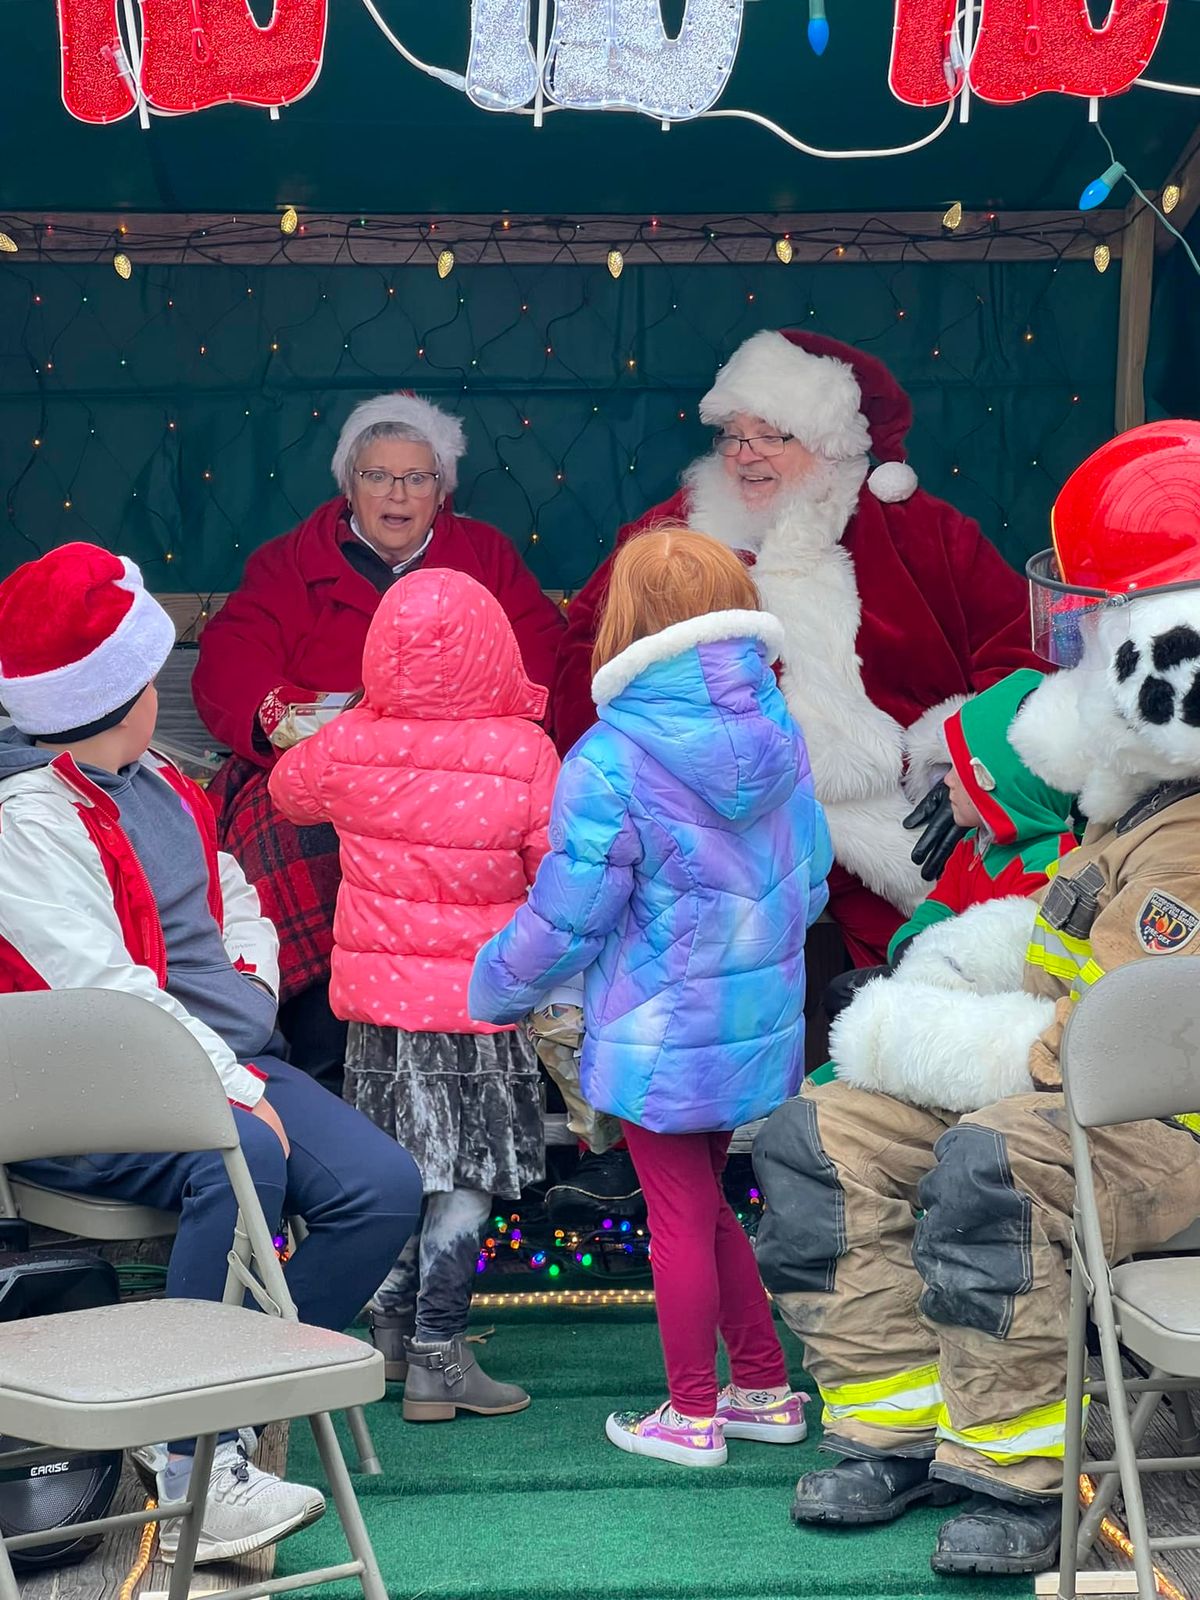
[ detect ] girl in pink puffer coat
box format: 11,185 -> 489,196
270,566 -> 559,1420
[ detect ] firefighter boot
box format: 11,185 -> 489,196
791,1455 -> 966,1527
931,1493 -> 1061,1576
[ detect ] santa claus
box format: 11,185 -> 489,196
552,330 -> 1045,966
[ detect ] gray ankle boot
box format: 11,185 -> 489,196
368,1306 -> 416,1383
401,1336 -> 531,1423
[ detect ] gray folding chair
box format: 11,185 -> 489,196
0,1174 -> 383,1476
0,987 -> 390,1600
1058,957 -> 1200,1600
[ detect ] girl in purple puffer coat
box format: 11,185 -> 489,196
471,527 -> 832,1468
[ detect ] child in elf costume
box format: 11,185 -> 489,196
811,669 -> 1076,1086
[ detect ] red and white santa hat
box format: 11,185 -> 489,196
0,543 -> 175,737
699,329 -> 919,503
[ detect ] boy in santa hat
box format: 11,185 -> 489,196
0,543 -> 422,1566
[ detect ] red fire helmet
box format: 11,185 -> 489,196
1027,421 -> 1200,666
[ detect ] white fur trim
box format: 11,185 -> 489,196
591,610 -> 784,707
824,795 -> 930,914
332,393 -> 467,495
831,980 -> 1050,1112
868,460 -> 918,502
0,563 -> 175,736
903,694 -> 969,804
894,895 -> 1038,994
699,331 -> 872,462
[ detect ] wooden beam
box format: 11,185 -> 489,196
1154,123 -> 1200,252
1115,199 -> 1157,433
0,210 -> 1122,266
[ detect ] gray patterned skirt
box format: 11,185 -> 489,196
344,1024 -> 545,1199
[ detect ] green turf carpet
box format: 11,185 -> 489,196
278,1306 -> 1032,1600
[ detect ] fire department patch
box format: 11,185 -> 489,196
1136,891 -> 1200,955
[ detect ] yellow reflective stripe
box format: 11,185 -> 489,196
936,1396 -> 1088,1464
1078,959 -> 1105,987
1026,944 -> 1083,982
820,1363 -> 943,1434
1032,916 -> 1093,959
1174,1113 -> 1200,1135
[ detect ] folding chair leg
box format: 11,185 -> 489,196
167,1431 -> 218,1600
1095,1322 -> 1158,1600
0,1536 -> 20,1600
308,1411 -> 388,1600
1168,1388 -> 1200,1454
345,1403 -> 383,1476
1076,1380 -> 1166,1559
1059,1259 -> 1089,1599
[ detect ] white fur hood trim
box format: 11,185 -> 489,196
831,980 -> 1050,1113
893,895 -> 1038,994
591,611 -> 784,707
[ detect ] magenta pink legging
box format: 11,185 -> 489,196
621,1120 -> 789,1417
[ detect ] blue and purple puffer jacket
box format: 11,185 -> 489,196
469,609 -> 832,1134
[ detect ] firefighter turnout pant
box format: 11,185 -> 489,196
754,1079 -> 1200,1498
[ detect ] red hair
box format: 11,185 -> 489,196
592,526 -> 759,674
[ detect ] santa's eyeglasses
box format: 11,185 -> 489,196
713,431 -> 795,459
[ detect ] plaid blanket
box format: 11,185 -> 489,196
207,756 -> 341,1003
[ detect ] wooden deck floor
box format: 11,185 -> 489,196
18,1425 -> 286,1600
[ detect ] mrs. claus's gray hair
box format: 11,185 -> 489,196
331,393 -> 467,497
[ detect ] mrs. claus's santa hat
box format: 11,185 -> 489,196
699,329 -> 919,503
0,543 -> 175,738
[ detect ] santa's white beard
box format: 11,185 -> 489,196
682,452 -> 867,555
681,451 -> 928,916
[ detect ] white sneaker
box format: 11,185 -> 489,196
157,1442 -> 326,1565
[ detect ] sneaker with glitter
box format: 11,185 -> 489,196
716,1385 -> 809,1444
605,1402 -> 728,1467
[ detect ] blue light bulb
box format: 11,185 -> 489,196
1079,161 -> 1126,212
807,0 -> 829,55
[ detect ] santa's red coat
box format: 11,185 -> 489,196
194,496 -> 565,765
551,484 -> 1043,966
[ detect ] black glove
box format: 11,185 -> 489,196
823,965 -> 890,1021
903,780 -> 967,883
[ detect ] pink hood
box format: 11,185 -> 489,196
363,567 -> 548,722
269,567 -> 559,1034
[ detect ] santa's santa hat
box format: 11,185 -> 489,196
0,542 -> 174,738
699,329 -> 919,503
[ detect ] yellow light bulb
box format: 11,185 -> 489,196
280,206 -> 298,235
436,249 -> 455,279
0,233 -> 17,254
1163,184 -> 1181,214
607,249 -> 624,279
1093,243 -> 1111,273
942,201 -> 963,231
113,252 -> 132,280
774,237 -> 793,265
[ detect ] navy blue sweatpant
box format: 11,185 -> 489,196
13,1056 -> 423,1447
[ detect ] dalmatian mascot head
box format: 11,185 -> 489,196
831,421 -> 1200,1114
1012,419 -> 1200,821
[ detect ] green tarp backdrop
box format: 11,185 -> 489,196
0,254 -> 1126,595
2,0 -> 1199,595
